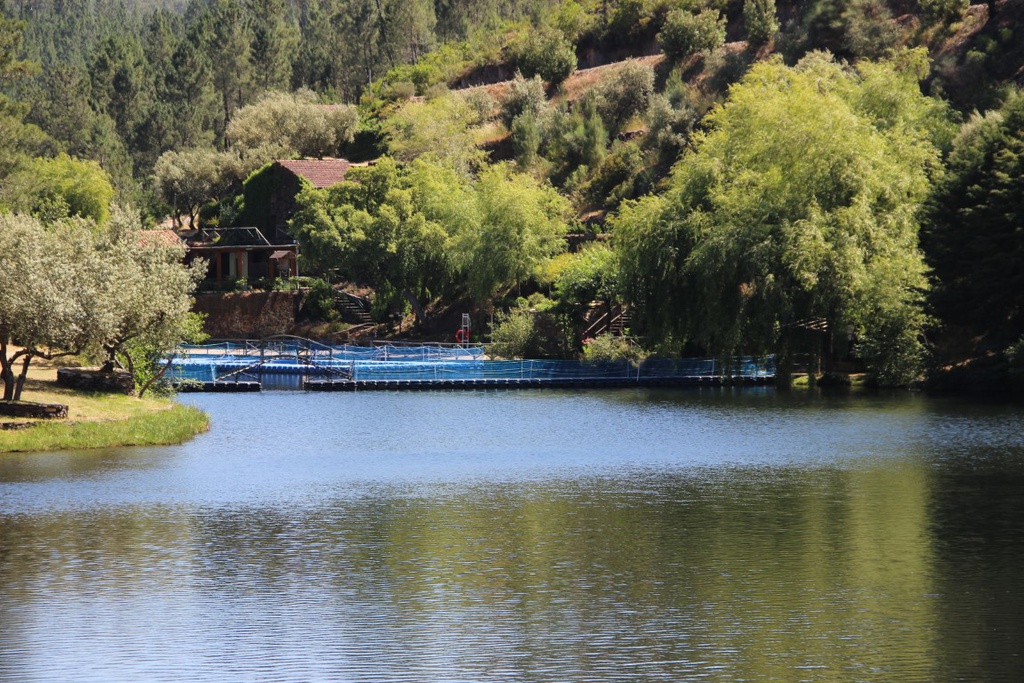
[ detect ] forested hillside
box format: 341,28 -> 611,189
2,0 -> 1024,391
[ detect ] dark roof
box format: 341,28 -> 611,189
277,158 -> 352,189
191,227 -> 271,248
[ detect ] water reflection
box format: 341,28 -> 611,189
0,389 -> 1022,682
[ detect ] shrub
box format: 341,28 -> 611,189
598,60 -> 656,133
842,0 -> 900,60
385,81 -> 416,101
509,28 -> 577,86
489,307 -> 539,359
658,9 -> 726,62
302,279 -> 339,322
500,72 -> 548,128
582,333 -> 645,361
919,0 -> 968,24
461,89 -> 496,123
511,111 -> 542,169
584,140 -> 649,210
606,0 -> 651,46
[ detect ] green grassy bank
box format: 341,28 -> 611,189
0,358 -> 209,454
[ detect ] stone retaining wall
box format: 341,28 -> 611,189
0,401 -> 69,419
56,367 -> 135,395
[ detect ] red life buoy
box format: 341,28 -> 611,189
455,328 -> 466,343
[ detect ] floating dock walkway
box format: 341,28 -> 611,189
171,337 -> 775,392
305,375 -> 772,391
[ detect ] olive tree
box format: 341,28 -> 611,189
0,215 -> 113,401
96,208 -> 206,395
225,90 -> 358,165
153,147 -> 243,228
0,210 -> 206,401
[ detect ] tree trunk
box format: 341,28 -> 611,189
138,358 -> 173,399
402,287 -> 427,326
1,363 -> 13,401
13,355 -> 32,402
1,338 -> 16,401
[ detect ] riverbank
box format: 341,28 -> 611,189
0,357 -> 209,454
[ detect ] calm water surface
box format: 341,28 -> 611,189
1,388 -> 1023,682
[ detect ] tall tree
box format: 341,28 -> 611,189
162,31 -> 217,150
200,0 -> 255,141
247,0 -> 298,92
88,34 -> 152,151
452,163 -> 571,303
615,51 -> 948,385
0,12 -> 52,177
922,90 -> 1024,351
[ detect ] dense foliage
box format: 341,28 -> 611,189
616,52 -> 948,385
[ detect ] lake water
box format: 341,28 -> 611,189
1,387 -> 1023,682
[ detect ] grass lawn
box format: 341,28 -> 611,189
0,356 -> 209,454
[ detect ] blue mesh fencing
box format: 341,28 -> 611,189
169,341 -> 774,384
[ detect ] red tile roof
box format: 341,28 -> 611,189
277,158 -> 352,189
137,229 -> 183,248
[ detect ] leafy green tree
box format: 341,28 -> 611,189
584,139 -> 648,210
383,93 -> 486,176
510,110 -> 542,169
543,94 -> 608,184
452,164 -> 571,303
922,90 -> 1024,351
615,53 -> 947,385
289,158 -> 451,323
553,241 -> 620,342
658,9 -> 726,62
488,305 -> 540,358
2,154 -> 115,224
